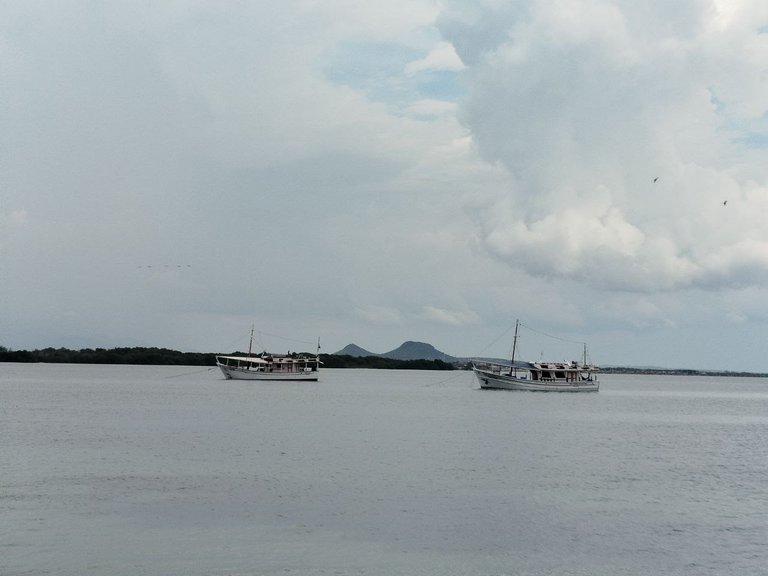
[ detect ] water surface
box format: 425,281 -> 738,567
2,364 -> 767,575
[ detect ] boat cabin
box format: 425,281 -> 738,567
216,354 -> 319,374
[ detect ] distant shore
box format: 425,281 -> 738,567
598,366 -> 768,378
0,346 -> 454,371
1,346 -> 766,376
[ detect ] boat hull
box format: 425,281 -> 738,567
217,364 -> 318,381
473,368 -> 599,392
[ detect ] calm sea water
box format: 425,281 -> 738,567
2,364 -> 767,576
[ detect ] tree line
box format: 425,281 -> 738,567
319,354 -> 456,370
0,346 -> 216,365
0,346 -> 458,370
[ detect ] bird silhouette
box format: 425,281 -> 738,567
723,200 -> 727,206
653,177 -> 659,183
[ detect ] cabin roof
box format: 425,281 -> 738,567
476,360 -> 535,369
477,359 -> 596,371
216,355 -> 268,364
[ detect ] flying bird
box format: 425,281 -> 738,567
723,200 -> 727,206
653,177 -> 659,183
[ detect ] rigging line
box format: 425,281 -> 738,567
164,367 -> 217,379
423,370 -> 472,387
257,330 -> 316,347
470,323 -> 517,358
519,322 -> 586,346
221,328 -> 254,353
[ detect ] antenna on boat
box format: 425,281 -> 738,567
316,337 -> 321,357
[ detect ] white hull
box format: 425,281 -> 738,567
218,364 -> 318,381
473,368 -> 599,392
216,328 -> 321,382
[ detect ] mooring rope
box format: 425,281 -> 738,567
164,367 -> 217,379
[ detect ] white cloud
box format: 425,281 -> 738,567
3,0 -> 768,370
440,0 -> 768,293
422,306 -> 480,325
10,210 -> 28,225
406,98 -> 458,118
405,41 -> 465,74
354,305 -> 407,326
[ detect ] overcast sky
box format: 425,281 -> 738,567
3,0 -> 768,371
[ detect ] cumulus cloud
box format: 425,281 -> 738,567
440,0 -> 768,292
11,210 -> 28,225
354,305 -> 407,326
5,0 -> 768,369
405,41 -> 465,74
406,98 -> 459,118
421,306 -> 480,326
3,209 -> 28,226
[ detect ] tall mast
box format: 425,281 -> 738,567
247,326 -> 254,359
511,319 -> 519,366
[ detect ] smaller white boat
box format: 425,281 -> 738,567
216,329 -> 320,381
473,321 -> 599,392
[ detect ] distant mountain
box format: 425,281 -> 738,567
334,341 -> 456,362
334,343 -> 378,357
382,341 -> 456,362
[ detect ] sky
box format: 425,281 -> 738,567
3,0 -> 768,371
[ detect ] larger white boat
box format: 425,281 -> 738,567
216,329 -> 320,381
473,321 -> 599,392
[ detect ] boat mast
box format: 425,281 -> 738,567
247,326 -> 254,359
511,319 -> 519,374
